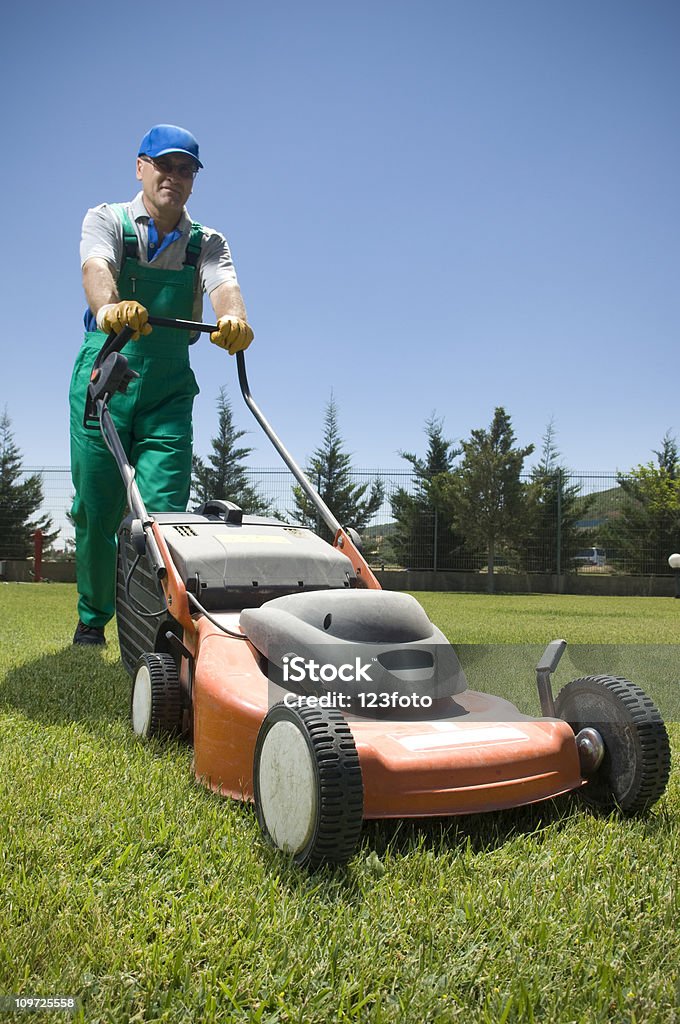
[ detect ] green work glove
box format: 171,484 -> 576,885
210,315 -> 254,355
96,300 -> 152,341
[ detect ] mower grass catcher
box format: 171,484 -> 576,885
89,318 -> 671,869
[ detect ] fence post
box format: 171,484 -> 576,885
316,472 -> 321,535
555,469 -> 562,577
433,507 -> 438,573
33,528 -> 43,583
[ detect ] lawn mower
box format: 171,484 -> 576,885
86,317 -> 672,868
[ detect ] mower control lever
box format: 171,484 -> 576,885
84,352 -> 139,430
83,325 -> 138,430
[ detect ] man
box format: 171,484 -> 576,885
69,124 -> 253,646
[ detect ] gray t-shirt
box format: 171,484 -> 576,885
80,192 -> 239,324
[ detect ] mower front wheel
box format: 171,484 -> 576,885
131,653 -> 183,739
555,675 -> 671,815
253,702 -> 364,869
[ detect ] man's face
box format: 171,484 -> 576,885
136,154 -> 197,218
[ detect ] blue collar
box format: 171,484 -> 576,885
147,218 -> 182,262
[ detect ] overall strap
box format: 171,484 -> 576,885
111,205 -> 203,267
111,203 -> 139,259
183,221 -> 204,268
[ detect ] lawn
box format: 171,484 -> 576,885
0,584 -> 678,1023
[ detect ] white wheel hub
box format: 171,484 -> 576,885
257,721 -> 318,854
131,665 -> 153,736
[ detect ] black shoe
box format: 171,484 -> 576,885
73,621 -> 106,646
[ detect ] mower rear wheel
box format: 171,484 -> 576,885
253,702 -> 364,868
555,675 -> 670,815
131,653 -> 183,739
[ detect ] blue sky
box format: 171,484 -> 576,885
2,0 -> 678,476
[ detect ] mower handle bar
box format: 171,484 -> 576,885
99,316 -> 343,539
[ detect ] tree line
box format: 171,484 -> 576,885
0,411 -> 57,560
186,390 -> 680,586
1,396 -> 679,581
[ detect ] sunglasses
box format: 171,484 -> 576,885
140,155 -> 198,180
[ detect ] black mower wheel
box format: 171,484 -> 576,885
131,653 -> 183,739
253,702 -> 364,869
555,675 -> 671,815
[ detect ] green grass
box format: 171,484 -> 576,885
413,591 -> 680,644
413,592 -> 680,722
1,584 -> 678,1023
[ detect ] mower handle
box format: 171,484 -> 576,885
97,316 -> 344,538
90,316 -> 213,372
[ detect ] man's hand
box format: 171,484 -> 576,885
210,315 -> 254,355
96,300 -> 152,341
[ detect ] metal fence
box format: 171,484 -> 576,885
2,467 -> 676,577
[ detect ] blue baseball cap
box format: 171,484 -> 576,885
138,124 -> 203,168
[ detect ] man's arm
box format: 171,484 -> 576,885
209,281 -> 249,322
208,282 -> 253,354
82,258 -> 151,339
82,258 -> 120,315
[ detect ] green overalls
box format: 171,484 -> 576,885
69,206 -> 203,628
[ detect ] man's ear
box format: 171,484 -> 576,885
136,157 -> 144,182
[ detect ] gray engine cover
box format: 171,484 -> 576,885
156,515 -> 354,604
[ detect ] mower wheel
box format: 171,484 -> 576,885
555,675 -> 671,815
253,702 -> 364,869
131,653 -> 183,739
